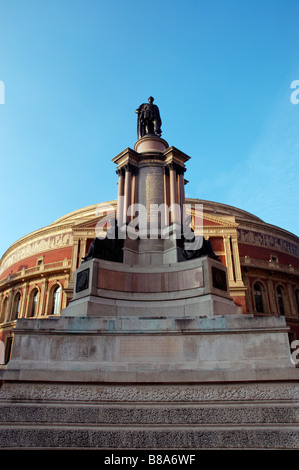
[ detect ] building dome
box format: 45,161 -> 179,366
0,198 -> 298,364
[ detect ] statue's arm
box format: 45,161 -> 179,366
155,106 -> 162,125
135,104 -> 143,114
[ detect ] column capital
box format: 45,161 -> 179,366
165,161 -> 185,173
112,147 -> 139,168
163,145 -> 191,165
123,163 -> 138,174
116,167 -> 125,177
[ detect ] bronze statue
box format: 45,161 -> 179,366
135,96 -> 162,140
177,224 -> 221,262
82,223 -> 124,263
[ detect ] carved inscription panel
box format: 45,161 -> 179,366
119,337 -> 181,360
98,267 -> 203,293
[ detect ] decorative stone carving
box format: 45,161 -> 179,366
75,268 -> 89,293
238,229 -> 299,256
0,232 -> 73,276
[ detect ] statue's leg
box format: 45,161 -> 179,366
148,120 -> 155,135
145,119 -> 150,135
153,120 -> 161,136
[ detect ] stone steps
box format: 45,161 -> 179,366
0,423 -> 299,449
0,381 -> 299,449
0,403 -> 298,426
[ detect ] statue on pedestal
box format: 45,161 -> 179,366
82,222 -> 124,263
136,96 -> 162,140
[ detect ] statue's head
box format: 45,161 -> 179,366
148,96 -> 154,103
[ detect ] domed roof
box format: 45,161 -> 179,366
1,198 -> 298,279
187,198 -> 264,223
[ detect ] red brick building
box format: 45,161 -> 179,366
0,198 -> 298,364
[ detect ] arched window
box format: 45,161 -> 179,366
276,286 -> 285,316
254,283 -> 264,313
0,297 -> 8,323
51,285 -> 62,315
28,289 -> 39,318
11,292 -> 21,321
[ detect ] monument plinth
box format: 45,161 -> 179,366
112,135 -> 191,265
0,97 -> 298,450
134,134 -> 169,154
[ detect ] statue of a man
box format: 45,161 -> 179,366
135,96 -> 162,140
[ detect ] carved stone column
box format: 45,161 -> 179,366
130,169 -> 138,220
116,168 -> 125,227
163,169 -> 170,228
169,164 -> 177,205
243,271 -> 253,313
231,236 -> 243,284
4,290 -> 13,323
20,282 -> 29,318
178,168 -> 186,226
267,278 -> 277,314
70,238 -> 80,282
287,283 -> 296,316
223,235 -> 234,283
39,279 -> 48,317
79,237 -> 87,263
112,140 -> 190,265
123,165 -> 132,225
169,163 -> 179,226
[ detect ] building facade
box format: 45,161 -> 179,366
0,198 -> 298,364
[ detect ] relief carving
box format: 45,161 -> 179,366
238,229 -> 299,257
0,232 -> 73,275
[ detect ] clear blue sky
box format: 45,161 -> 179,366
0,0 -> 298,258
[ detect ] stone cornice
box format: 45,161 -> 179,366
112,148 -> 139,169
0,225 -> 74,267
237,219 -> 299,246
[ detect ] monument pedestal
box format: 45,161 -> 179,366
0,131 -> 298,449
66,256 -> 242,317
112,136 -> 191,266
1,311 -> 297,384
0,251 -> 298,449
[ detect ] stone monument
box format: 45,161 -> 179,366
0,98 -> 298,450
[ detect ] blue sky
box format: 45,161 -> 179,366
0,0 -> 298,258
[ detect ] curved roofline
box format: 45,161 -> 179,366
51,200 -> 117,225
1,198 -> 298,266
186,198 -> 264,222
0,201 -> 118,265
188,198 -> 298,240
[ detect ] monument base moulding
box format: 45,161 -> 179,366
0,253 -> 298,449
